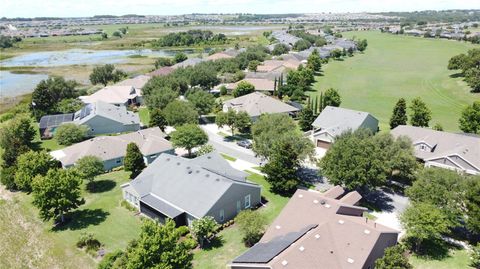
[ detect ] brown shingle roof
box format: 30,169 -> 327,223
148,66 -> 175,77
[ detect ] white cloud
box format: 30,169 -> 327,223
0,0 -> 478,18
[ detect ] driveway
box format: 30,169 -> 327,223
200,123 -> 262,165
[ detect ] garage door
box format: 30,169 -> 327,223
316,140 -> 331,149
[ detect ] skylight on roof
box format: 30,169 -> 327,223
315,234 -> 320,239
325,203 -> 331,208
347,258 -> 354,264
275,225 -> 281,230
364,229 -> 371,235
313,199 -> 319,204
338,220 -> 344,224
298,194 -> 303,198
299,246 -> 305,252
281,260 -> 288,266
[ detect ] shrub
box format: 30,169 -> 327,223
183,234 -> 198,250
120,200 -> 137,212
177,225 -> 190,236
219,85 -> 228,96
98,250 -> 124,269
235,210 -> 266,247
472,243 -> 480,268
190,216 -> 219,248
55,123 -> 88,145
76,232 -> 101,252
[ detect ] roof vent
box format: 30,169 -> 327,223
176,162 -> 180,165
313,199 -> 319,204
315,234 -> 320,239
188,170 -> 193,174
338,220 -> 344,225
196,170 -> 200,173
281,260 -> 288,266
205,174 -> 210,177
299,246 -> 305,252
320,200 -> 326,205
347,258 -> 354,264
166,158 -> 170,161
298,194 -> 303,198
216,178 -> 220,181
364,229 -> 371,235
275,225 -> 281,230
207,156 -> 212,159
324,203 -> 331,208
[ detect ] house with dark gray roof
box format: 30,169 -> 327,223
391,125 -> 480,175
311,106 -> 378,149
121,151 -> 261,226
229,187 -> 398,269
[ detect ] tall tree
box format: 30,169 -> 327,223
262,138 -> 302,194
14,150 -> 59,192
251,113 -> 314,160
389,98 -> 408,129
459,100 -> 480,134
125,219 -> 193,269
89,64 -> 125,86
31,76 -> 78,119
401,202 -> 451,253
124,143 -> 146,179
32,169 -> 85,223
323,88 -> 341,107
307,48 -> 322,72
76,155 -> 104,186
298,107 -> 316,131
148,108 -> 167,131
232,81 -> 255,97
170,124 -> 208,157
0,114 -> 36,167
186,89 -> 216,115
145,87 -> 179,110
235,210 -> 267,247
465,178 -> 480,235
409,97 -> 431,127
215,109 -> 251,136
162,100 -> 199,127
357,39 -> 368,52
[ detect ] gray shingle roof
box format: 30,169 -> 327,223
129,152 -> 259,218
141,194 -> 184,218
75,101 -> 140,126
224,92 -> 300,118
312,106 -> 378,136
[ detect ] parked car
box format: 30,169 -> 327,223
237,140 -> 252,149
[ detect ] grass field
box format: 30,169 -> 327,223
193,171 -> 289,269
0,170 -> 141,269
410,248 -> 473,269
312,31 -> 480,131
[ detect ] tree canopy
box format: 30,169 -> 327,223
55,123 -> 89,146
375,245 -> 413,269
149,108 -> 167,131
32,169 -> 85,223
15,150 -> 59,192
76,155 -> 104,183
459,100 -> 480,134
186,89 -> 216,115
233,81 -> 255,97
323,88 -> 341,107
124,143 -> 146,179
215,109 -> 251,136
389,98 -> 408,129
163,100 -> 199,127
31,76 -> 78,119
409,97 -> 431,127
89,64 -> 126,86
170,124 -> 208,157
235,210 -> 267,247
251,113 -> 314,160
190,216 -> 218,248
447,48 -> 480,92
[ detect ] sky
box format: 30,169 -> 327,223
1,0 -> 479,18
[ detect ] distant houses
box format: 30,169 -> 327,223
121,152 -> 261,225
391,125 -> 480,175
229,187 -> 398,269
223,92 -> 300,120
310,106 -> 379,149
50,127 -> 173,170
219,78 -> 276,93
39,101 -> 140,139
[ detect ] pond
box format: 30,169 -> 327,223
0,71 -> 49,98
0,48 -> 200,67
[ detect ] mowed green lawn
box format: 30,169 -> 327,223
312,31 -> 480,131
0,170 -> 141,269
410,248 -> 473,269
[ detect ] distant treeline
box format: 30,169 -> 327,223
0,35 -> 22,48
152,30 -> 227,47
377,10 -> 480,23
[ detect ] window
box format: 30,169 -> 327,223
236,201 -> 241,213
116,159 -> 122,164
245,195 -> 251,209
219,209 -> 225,222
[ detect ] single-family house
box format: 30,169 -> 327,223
121,152 -> 261,225
206,51 -> 234,61
256,59 -> 302,73
39,101 -> 140,139
80,85 -> 142,106
391,125 -> 480,175
220,78 -> 276,93
73,101 -> 140,135
229,187 -> 398,269
172,57 -> 205,69
115,75 -> 151,91
311,106 -> 379,149
50,127 -> 173,170
223,92 -> 300,120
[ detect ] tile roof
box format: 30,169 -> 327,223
80,85 -> 140,105
147,66 -> 175,77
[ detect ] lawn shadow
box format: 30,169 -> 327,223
359,189 -> 395,212
52,208 -> 109,232
87,179 -> 116,193
411,240 -> 454,260
202,235 -> 224,250
449,72 -> 464,78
